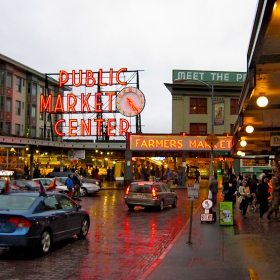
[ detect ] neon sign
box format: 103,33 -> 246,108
41,68 -> 144,137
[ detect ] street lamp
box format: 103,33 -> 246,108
174,79 -> 215,178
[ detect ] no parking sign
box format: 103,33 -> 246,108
187,183 -> 199,200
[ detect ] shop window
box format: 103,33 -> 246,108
16,77 -> 21,92
190,123 -> 207,134
15,100 -> 21,115
190,98 -> 207,114
230,99 -> 238,115
15,124 -> 20,136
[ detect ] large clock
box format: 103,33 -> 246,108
116,87 -> 146,117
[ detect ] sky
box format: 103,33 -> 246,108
0,0 -> 258,137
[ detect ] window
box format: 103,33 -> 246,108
0,71 -> 4,86
6,72 -> 12,87
31,127 -> 36,137
230,99 -> 239,115
190,98 -> 207,114
32,82 -> 37,96
15,124 -> 20,136
31,105 -> 36,118
15,100 -> 21,115
230,124 -> 235,134
5,123 -> 11,134
0,96 -> 3,110
190,123 -> 207,134
39,127 -> 44,138
6,98 -> 11,112
40,86 -> 44,94
16,77 -> 21,92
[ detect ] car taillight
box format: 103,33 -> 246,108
125,186 -> 130,195
8,217 -> 32,228
151,187 -> 157,198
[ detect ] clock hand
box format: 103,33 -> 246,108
126,97 -> 139,114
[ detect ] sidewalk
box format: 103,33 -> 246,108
139,194 -> 280,280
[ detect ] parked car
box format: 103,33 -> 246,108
0,179 -> 20,193
124,181 -> 178,211
55,177 -> 100,196
33,178 -> 68,194
10,179 -> 40,192
0,192 -> 90,254
46,172 -> 100,185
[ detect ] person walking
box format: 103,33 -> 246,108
238,179 -> 250,218
267,170 -> 280,221
223,179 -> 236,204
209,175 -> 218,205
72,170 -> 82,201
65,173 -> 74,198
257,175 -> 270,222
166,168 -> 173,186
194,168 -> 200,183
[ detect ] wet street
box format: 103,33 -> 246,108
0,183 -> 209,280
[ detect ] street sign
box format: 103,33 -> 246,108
205,133 -> 219,147
187,183 -> 199,200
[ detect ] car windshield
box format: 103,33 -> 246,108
130,183 -> 152,193
0,195 -> 37,210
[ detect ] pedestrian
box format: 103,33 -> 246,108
106,167 -> 111,182
237,172 -> 243,186
257,175 -> 270,222
166,168 -> 173,186
65,173 -> 74,198
194,168 -> 200,183
72,170 -> 82,201
91,168 -> 95,179
238,179 -> 250,218
209,175 -> 218,205
250,174 -> 259,210
267,170 -> 280,221
223,179 -> 236,204
173,171 -> 178,187
150,168 -> 155,182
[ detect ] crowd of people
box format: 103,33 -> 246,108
221,169 -> 280,221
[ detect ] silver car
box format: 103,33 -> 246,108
124,181 -> 178,211
55,177 -> 100,196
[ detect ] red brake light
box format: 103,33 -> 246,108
8,217 -> 32,228
151,187 -> 157,198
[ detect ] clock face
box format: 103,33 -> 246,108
116,87 -> 145,117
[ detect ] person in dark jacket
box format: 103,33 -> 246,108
72,170 -> 82,201
223,179 -> 236,204
65,173 -> 74,198
257,175 -> 270,222
209,175 -> 218,205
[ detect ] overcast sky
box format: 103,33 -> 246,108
1,0 -> 258,136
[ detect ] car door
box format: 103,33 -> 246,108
160,184 -> 173,205
43,195 -> 69,241
56,195 -> 83,236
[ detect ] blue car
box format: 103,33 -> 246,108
0,192 -> 90,254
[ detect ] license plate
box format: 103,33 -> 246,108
201,213 -> 213,222
133,194 -> 146,199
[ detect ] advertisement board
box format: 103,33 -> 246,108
219,202 -> 233,226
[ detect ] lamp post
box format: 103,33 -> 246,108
175,79 -> 215,179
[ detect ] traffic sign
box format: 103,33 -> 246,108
205,133 -> 219,147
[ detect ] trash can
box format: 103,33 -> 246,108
219,201 -> 233,225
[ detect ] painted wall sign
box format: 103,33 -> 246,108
130,135 -> 232,151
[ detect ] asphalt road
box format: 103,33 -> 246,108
0,184 -> 209,280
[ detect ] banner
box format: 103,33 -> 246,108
214,102 -> 224,126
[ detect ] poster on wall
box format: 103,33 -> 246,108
214,102 -> 224,126
68,150 -> 85,160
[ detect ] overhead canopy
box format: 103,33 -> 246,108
233,0 -> 280,156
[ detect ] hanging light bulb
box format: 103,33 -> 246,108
245,125 -> 254,133
257,96 -> 268,107
237,151 -> 242,156
240,140 -> 247,147
241,152 -> 246,157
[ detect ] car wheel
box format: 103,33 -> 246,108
40,230 -> 52,255
77,218 -> 89,239
158,200 -> 164,211
80,188 -> 87,197
128,205 -> 134,211
172,197 -> 178,208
